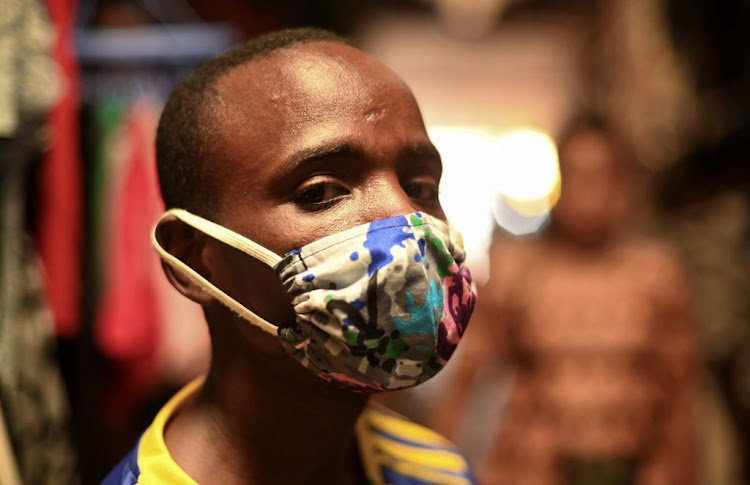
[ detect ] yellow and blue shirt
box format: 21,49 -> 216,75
103,379 -> 474,484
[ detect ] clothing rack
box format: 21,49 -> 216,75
75,23 -> 238,101
75,23 -> 238,65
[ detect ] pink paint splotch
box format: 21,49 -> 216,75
437,265 -> 477,362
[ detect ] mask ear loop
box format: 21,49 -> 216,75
151,208 -> 282,337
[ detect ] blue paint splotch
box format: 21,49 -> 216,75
302,273 -> 315,282
364,215 -> 415,277
417,238 -> 426,258
350,251 -> 359,261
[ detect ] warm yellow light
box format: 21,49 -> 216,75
428,126 -> 498,285
425,126 -> 560,269
492,129 -> 560,217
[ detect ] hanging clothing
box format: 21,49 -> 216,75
95,101 -> 165,418
89,98 -> 129,302
0,0 -> 59,136
94,100 -> 208,420
0,142 -> 79,485
37,0 -> 83,337
0,0 -> 78,482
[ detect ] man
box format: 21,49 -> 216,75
103,28 -> 477,484
433,116 -> 698,485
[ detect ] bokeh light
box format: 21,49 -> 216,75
493,129 -> 560,214
491,128 -> 560,235
430,126 -> 497,285
431,126 -> 561,279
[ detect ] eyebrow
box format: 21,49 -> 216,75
285,142 -> 364,170
403,142 -> 442,165
286,140 -> 441,168
266,142 -> 364,188
270,139 -> 442,188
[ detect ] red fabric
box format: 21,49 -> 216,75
95,102 -> 165,418
39,0 -> 82,336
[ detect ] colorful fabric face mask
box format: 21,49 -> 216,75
152,210 -> 476,393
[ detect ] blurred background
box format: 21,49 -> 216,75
1,0 -> 748,483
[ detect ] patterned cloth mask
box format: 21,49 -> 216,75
152,210 -> 477,393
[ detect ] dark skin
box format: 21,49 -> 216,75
155,42 -> 447,484
551,128 -> 631,248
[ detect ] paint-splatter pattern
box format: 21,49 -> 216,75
275,212 -> 477,392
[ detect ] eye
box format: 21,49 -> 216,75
294,179 -> 350,211
403,180 -> 440,205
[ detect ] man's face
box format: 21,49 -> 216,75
199,42 -> 445,326
210,41 -> 444,254
553,129 -> 625,244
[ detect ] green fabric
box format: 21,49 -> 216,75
88,98 -> 127,303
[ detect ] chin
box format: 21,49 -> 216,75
558,219 -> 609,244
574,227 -> 612,246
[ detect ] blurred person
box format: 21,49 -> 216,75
103,27 -> 478,485
433,115 -> 699,485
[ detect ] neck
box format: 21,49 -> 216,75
164,319 -> 369,484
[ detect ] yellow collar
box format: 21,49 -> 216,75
136,378 -> 472,485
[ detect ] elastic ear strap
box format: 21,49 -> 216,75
151,213 -> 279,336
167,208 -> 282,267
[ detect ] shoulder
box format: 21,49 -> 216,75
102,379 -> 203,485
482,235 -> 540,296
624,238 -> 687,284
489,235 -> 538,274
357,402 -> 476,485
621,238 -> 691,308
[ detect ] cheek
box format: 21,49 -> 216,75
262,210 -> 350,253
429,201 -> 447,221
227,208 -> 317,256
207,242 -> 296,325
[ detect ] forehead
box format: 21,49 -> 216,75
212,43 -> 421,152
202,42 -> 430,213
230,42 -> 399,120
560,129 -> 618,175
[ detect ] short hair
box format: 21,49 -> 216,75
156,27 -> 349,216
556,112 -> 637,176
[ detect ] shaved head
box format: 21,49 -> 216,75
155,28 -> 349,216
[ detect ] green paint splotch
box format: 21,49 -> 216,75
420,355 -> 443,379
424,226 -> 455,277
385,335 -> 409,358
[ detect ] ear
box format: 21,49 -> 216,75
155,217 -> 215,307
